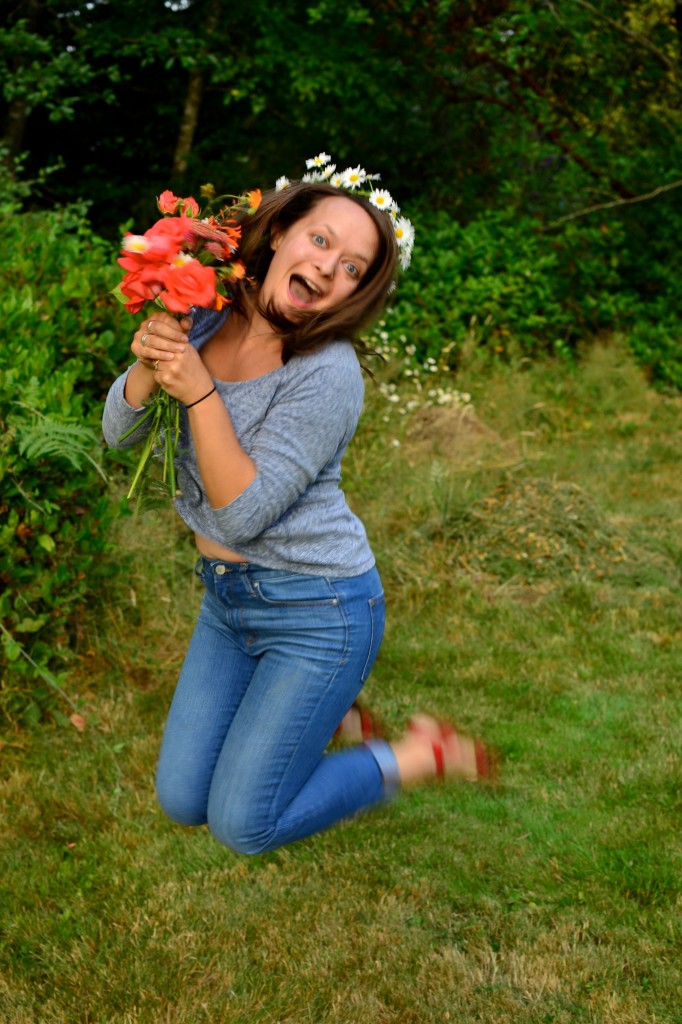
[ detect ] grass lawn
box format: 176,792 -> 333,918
1,339 -> 680,1023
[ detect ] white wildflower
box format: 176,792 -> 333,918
369,189 -> 394,211
306,152 -> 331,169
341,165 -> 367,190
394,216 -> 415,249
122,234 -> 149,253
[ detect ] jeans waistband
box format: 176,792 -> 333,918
195,556 -> 253,578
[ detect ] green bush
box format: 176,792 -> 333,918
387,209 -> 627,364
388,208 -> 681,389
0,191 -> 131,726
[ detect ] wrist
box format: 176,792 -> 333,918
135,359 -> 157,374
185,385 -> 217,410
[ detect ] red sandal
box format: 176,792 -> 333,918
333,702 -> 384,744
408,715 -> 498,783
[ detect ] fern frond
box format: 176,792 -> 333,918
12,406 -> 108,481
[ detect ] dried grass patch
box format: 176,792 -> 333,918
445,476 -> 680,587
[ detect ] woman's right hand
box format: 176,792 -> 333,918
124,311 -> 192,408
132,311 -> 192,369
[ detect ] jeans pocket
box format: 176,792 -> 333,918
252,574 -> 339,608
361,592 -> 386,682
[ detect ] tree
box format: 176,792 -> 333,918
2,0 -> 682,239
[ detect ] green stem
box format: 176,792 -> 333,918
118,401 -> 158,443
125,399 -> 163,500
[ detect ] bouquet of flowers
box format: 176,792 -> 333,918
113,186 -> 261,499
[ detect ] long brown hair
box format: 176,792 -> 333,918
229,182 -> 398,365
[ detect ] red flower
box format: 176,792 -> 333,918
157,190 -> 200,216
146,215 -> 195,253
119,216 -> 193,274
119,264 -> 168,313
159,259 -> 217,313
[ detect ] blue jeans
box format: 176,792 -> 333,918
155,559 -> 399,854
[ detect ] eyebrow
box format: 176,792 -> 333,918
318,223 -> 372,266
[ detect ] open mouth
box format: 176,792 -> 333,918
288,274 -> 323,308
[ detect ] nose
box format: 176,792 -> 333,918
313,251 -> 336,278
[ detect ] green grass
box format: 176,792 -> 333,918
1,338 -> 681,1023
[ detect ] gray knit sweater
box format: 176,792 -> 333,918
102,307 -> 375,577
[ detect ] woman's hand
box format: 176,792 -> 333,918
131,312 -> 214,406
132,311 -> 190,370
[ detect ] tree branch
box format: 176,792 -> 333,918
542,178 -> 682,229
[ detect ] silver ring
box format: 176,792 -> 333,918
141,332 -> 149,346
153,360 -> 160,371
147,319 -> 155,332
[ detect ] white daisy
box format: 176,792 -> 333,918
341,165 -> 367,190
302,171 -> 323,183
399,246 -> 413,271
394,216 -> 415,249
369,189 -> 394,211
122,234 -> 149,253
170,251 -> 194,268
319,163 -> 337,180
306,152 -> 331,169
275,176 -> 290,191
329,173 -> 344,188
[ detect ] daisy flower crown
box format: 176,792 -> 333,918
275,153 -> 415,272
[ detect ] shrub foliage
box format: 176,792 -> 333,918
388,209 -> 682,389
0,192 -> 130,725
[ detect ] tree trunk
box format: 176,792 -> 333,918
172,68 -> 205,178
170,0 -> 222,179
2,0 -> 42,171
3,99 -> 29,170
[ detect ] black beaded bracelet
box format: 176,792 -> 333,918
185,386 -> 217,410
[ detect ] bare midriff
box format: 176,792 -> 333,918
195,533 -> 249,563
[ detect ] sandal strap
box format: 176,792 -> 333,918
409,716 -> 497,783
432,740 -> 445,780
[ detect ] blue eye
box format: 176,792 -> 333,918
313,233 -> 326,246
345,262 -> 359,278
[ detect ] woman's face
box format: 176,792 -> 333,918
261,195 -> 380,318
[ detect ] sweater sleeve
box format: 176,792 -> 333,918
101,365 -> 153,448
204,348 -> 364,546
101,307 -> 228,448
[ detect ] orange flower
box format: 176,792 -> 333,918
216,220 -> 242,252
222,259 -> 246,282
246,189 -> 262,210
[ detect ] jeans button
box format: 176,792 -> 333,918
215,564 -> 226,575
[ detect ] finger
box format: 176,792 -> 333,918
133,328 -> 188,360
145,313 -> 191,341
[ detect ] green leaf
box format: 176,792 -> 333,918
1,637 -> 23,662
13,616 -> 49,633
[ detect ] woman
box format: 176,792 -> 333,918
103,160 -> 494,855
